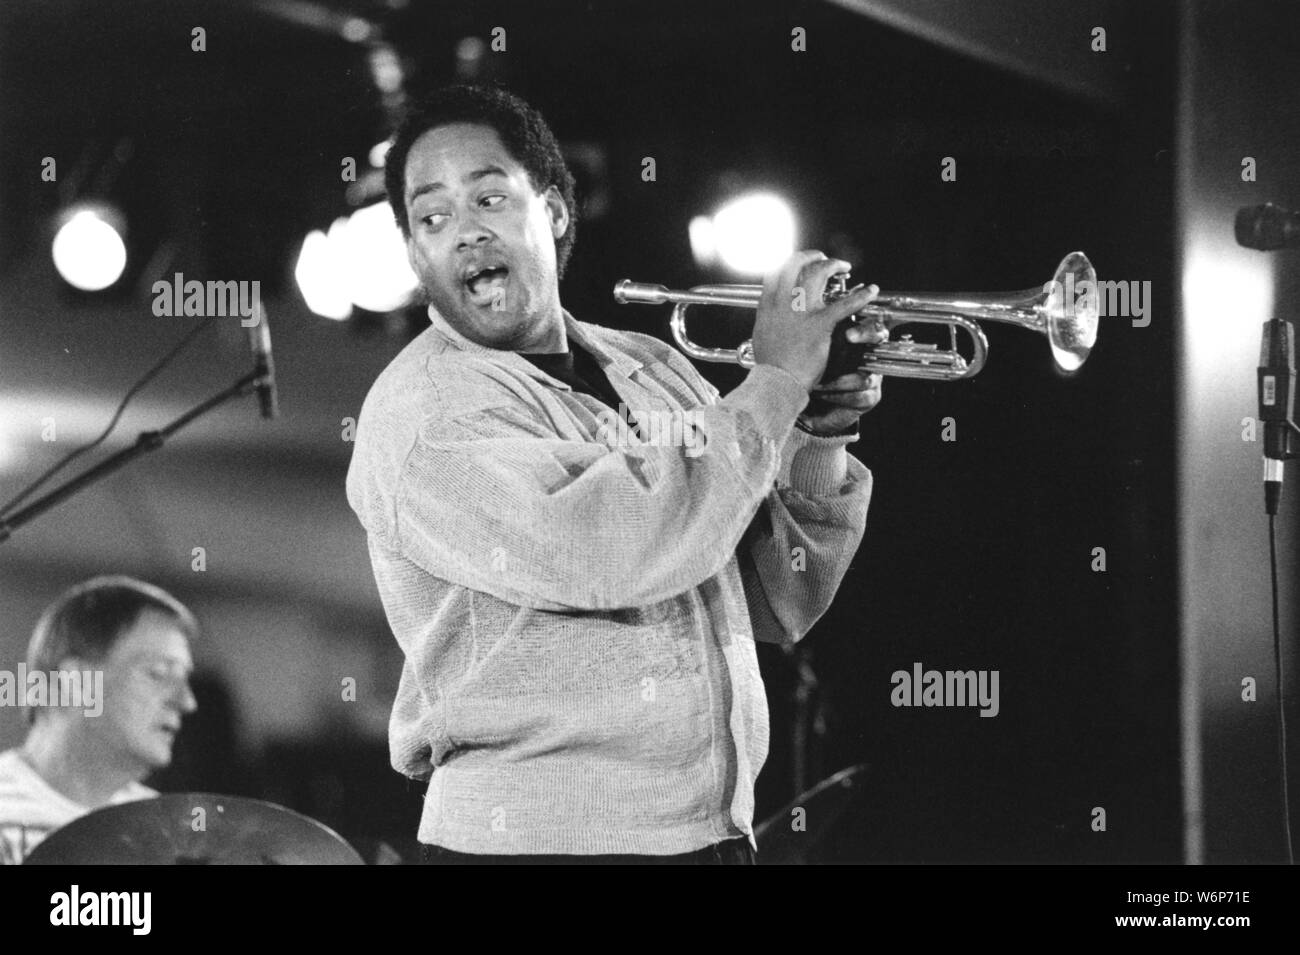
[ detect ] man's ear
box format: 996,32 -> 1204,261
543,186 -> 570,241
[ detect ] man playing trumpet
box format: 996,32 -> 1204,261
346,83 -> 885,864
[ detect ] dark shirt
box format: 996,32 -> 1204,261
520,342 -> 622,409
521,342 -> 644,436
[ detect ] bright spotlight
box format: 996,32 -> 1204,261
297,204 -> 419,318
688,215 -> 718,268
711,193 -> 796,275
51,206 -> 127,291
340,203 -> 419,313
295,226 -> 353,320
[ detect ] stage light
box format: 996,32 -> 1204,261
296,205 -> 418,318
457,36 -> 487,62
51,205 -> 127,291
710,193 -> 797,275
689,194 -> 796,273
339,203 -> 418,313
368,140 -> 391,168
455,36 -> 488,79
294,224 -> 353,320
340,17 -> 372,43
367,45 -> 403,94
688,215 -> 718,268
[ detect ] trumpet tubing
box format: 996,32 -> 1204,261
613,251 -> 1099,381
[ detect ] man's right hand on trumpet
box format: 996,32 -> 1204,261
752,250 -> 890,436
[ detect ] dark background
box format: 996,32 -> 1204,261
0,0 -> 1183,862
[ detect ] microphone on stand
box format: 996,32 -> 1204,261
1259,319 -> 1296,515
248,306 -> 279,420
1236,202 -> 1300,251
1237,203 -> 1300,513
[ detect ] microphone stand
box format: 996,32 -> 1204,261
0,366 -> 269,544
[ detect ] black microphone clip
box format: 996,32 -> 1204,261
247,305 -> 279,420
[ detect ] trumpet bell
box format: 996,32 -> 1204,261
1042,251 -> 1098,373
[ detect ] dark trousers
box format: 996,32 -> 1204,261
420,836 -> 756,865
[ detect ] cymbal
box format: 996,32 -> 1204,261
24,793 -> 365,865
754,763 -> 869,865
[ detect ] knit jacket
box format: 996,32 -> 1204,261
345,305 -> 872,854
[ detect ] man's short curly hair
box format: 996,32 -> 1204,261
384,84 -> 578,278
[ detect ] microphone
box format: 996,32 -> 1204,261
247,307 -> 279,420
1259,319 -> 1296,514
1236,203 -> 1300,251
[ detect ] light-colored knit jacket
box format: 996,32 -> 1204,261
345,305 -> 872,854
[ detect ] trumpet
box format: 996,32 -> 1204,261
613,251 -> 1098,381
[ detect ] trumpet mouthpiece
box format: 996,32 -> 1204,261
614,280 -> 671,305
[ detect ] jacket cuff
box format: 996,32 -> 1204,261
777,425 -> 855,494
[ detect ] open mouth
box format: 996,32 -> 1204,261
464,265 -> 510,306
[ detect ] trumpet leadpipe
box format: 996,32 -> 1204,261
613,280 -> 760,309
